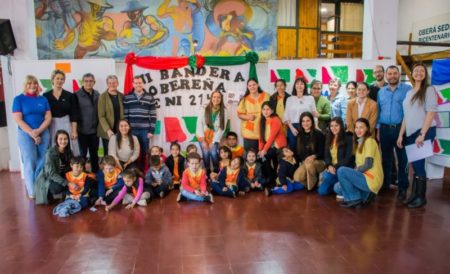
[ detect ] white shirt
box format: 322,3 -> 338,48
356,98 -> 367,117
283,95 -> 317,124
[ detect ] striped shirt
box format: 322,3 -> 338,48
123,91 -> 157,133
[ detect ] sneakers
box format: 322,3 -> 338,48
159,191 -> 165,199
336,195 -> 344,202
264,188 -> 272,197
177,192 -> 184,202
137,199 -> 147,206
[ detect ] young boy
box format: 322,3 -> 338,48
243,148 -> 267,191
225,131 -> 244,159
95,155 -> 124,206
145,155 -> 173,198
65,156 -> 96,208
178,152 -> 213,203
211,157 -> 247,198
165,142 -> 185,189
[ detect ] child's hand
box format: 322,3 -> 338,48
255,182 -> 261,188
201,191 -> 209,196
125,202 -> 136,209
194,189 -> 203,196
105,204 -> 113,212
222,186 -> 228,192
250,183 -> 255,189
105,189 -> 113,196
282,185 -> 288,191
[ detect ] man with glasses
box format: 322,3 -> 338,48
75,73 -> 100,173
369,65 -> 387,102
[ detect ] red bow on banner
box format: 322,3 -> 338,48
196,54 -> 205,69
125,52 -> 137,65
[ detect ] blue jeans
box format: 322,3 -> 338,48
18,129 -> 50,196
405,127 -> 436,177
287,123 -> 299,152
272,178 -> 304,194
318,171 -> 339,196
379,124 -> 408,190
200,142 -> 219,172
211,182 -> 237,198
180,189 -> 208,202
132,129 -> 150,170
337,167 -> 371,202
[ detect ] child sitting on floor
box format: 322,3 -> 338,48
65,156 -> 96,208
211,156 -> 248,198
177,152 -> 213,203
209,146 -> 232,182
145,155 -> 173,198
105,169 -> 151,211
243,149 -> 267,191
95,155 -> 124,206
265,147 -> 303,196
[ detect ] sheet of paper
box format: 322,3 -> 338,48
405,140 -> 434,163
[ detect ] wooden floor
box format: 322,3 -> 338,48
0,171 -> 449,274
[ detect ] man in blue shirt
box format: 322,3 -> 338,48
377,66 -> 412,200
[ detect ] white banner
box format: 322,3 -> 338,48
132,64 -> 250,152
412,12 -> 450,54
268,59 -> 394,95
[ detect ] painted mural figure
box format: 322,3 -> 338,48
74,0 -> 117,58
114,0 -> 169,58
214,10 -> 254,55
157,0 -> 203,56
35,0 -> 77,57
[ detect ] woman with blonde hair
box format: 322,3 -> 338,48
12,75 -> 52,198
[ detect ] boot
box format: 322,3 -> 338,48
403,176 -> 418,205
408,176 -> 427,208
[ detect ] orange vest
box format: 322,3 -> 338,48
225,168 -> 240,186
246,163 -> 256,180
66,172 -> 88,195
186,169 -> 205,190
103,167 -> 121,189
173,157 -> 180,182
230,145 -> 244,159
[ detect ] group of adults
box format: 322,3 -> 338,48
13,62 -> 436,208
234,63 -> 436,208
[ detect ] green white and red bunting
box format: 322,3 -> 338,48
123,52 -> 259,151
433,83 -> 450,157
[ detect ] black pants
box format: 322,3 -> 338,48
102,138 -> 109,157
243,138 -> 258,152
47,182 -> 66,202
262,147 -> 278,187
78,133 -> 100,173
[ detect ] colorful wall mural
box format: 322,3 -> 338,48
34,0 -> 277,61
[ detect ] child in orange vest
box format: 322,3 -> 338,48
243,149 -> 267,191
65,156 -> 96,208
165,142 -> 185,189
209,146 -> 232,182
211,156 -> 248,198
177,152 -> 213,203
225,131 -> 244,159
95,155 -> 124,206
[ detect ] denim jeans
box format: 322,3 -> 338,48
272,178 -> 304,194
318,171 -> 339,196
200,142 -> 219,172
180,189 -> 208,202
379,124 -> 408,190
132,129 -> 150,170
405,127 -> 436,178
337,167 -> 371,202
287,123 -> 299,152
18,129 -> 50,196
211,182 -> 237,198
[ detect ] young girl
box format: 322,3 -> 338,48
177,152 -> 213,203
243,149 -> 266,191
165,142 -> 185,189
265,147 -> 302,196
95,155 -> 124,206
149,145 -> 167,163
35,129 -> 73,205
209,146 -> 232,181
108,119 -> 140,170
211,157 -> 247,198
258,102 -> 287,184
294,112 -> 326,191
318,117 -> 354,196
336,118 -> 383,208
105,168 -> 151,211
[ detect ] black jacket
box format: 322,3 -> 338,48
165,155 -> 186,179
324,132 -> 355,169
296,129 -> 325,162
269,92 -> 291,116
